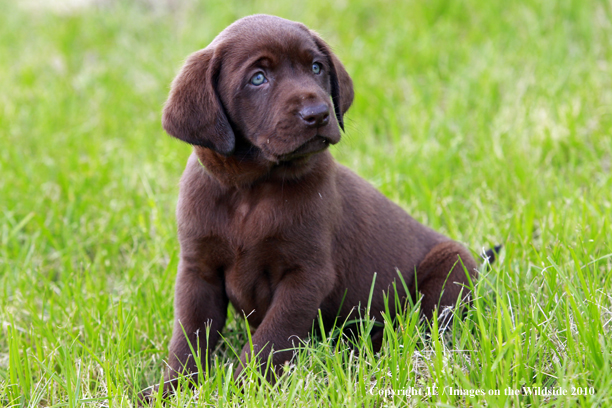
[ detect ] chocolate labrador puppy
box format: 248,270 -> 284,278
147,14 -> 478,397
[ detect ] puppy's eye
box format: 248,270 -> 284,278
250,72 -> 267,86
312,62 -> 322,75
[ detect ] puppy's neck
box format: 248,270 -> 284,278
194,146 -> 333,188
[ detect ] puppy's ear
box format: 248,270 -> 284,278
162,48 -> 235,156
310,32 -> 354,131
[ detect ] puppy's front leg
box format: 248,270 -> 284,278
165,257 -> 228,390
234,267 -> 333,382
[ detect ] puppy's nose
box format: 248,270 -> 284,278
299,103 -> 330,128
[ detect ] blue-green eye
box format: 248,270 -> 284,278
250,72 -> 267,86
312,62 -> 322,75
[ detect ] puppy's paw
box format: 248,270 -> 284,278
136,384 -> 168,407
136,388 -> 156,407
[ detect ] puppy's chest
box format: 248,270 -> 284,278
205,187 -> 327,327
218,188 -> 283,236
223,240 -> 297,329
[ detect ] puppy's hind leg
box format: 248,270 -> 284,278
414,241 -> 478,324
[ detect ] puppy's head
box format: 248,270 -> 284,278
162,15 -> 353,166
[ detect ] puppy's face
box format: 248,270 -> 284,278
162,15 -> 354,171
217,29 -> 341,164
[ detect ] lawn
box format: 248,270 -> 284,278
1,0 -> 611,406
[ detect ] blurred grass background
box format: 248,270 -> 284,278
1,0 -> 611,406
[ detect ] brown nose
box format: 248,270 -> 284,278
299,103 -> 330,128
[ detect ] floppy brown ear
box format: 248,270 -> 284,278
162,48 -> 235,156
310,32 -> 354,131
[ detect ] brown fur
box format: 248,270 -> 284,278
142,14 -> 477,400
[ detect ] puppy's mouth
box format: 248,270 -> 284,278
277,135 -> 332,162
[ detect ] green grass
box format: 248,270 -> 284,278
1,0 -> 611,406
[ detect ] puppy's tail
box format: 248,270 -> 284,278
482,244 -> 503,265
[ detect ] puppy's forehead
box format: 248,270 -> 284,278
212,14 -> 319,61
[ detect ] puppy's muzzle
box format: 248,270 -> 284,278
279,135 -> 332,162
299,103 -> 330,128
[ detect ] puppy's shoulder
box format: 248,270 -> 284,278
176,151 -> 224,236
